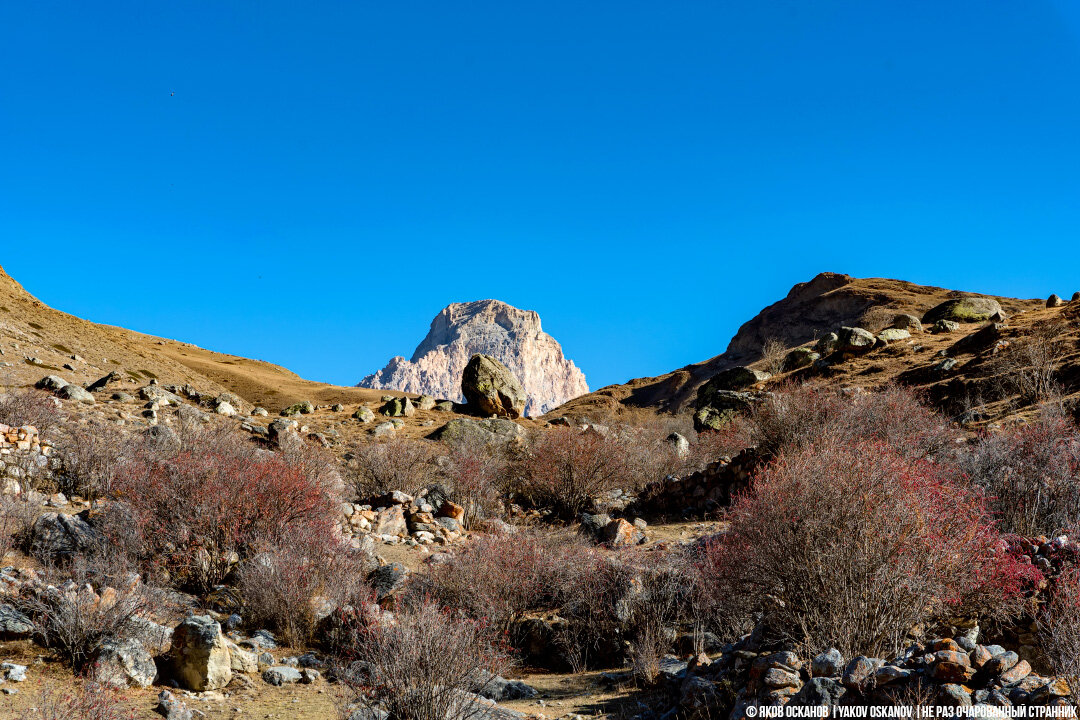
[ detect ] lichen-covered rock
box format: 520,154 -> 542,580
358,300 -> 587,417
461,354 -> 527,419
91,638 -> 157,688
783,347 -> 820,371
280,401 -> 314,416
923,296 -> 1004,324
353,406 -> 375,423
835,327 -> 876,355
30,511 -> 104,560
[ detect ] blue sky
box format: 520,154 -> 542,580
2,2 -> 1080,391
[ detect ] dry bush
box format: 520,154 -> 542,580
514,427 -> 629,517
759,337 -> 788,375
954,412 -> 1080,536
237,524 -> 371,647
699,439 -> 1035,658
17,683 -> 135,720
52,418 -> 131,501
347,437 -> 438,498
748,383 -> 954,460
0,495 -> 36,560
0,387 -> 64,435
337,601 -> 512,720
419,530 -> 592,634
991,319 -> 1071,404
438,433 -> 509,528
13,559 -> 151,670
624,551 -> 697,686
113,439 -> 339,594
1039,568 -> 1080,707
687,421 -> 754,470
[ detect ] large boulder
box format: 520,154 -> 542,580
835,327 -> 876,355
923,297 -> 1004,324
90,638 -> 157,688
428,418 -> 525,445
57,384 -> 95,404
35,375 -> 69,392
461,355 -> 527,419
30,511 -> 105,560
168,615 -> 232,691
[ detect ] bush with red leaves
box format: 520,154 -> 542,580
699,438 -> 1037,658
114,445 -> 339,594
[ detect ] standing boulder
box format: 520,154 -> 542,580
1047,294 -> 1065,308
835,327 -> 876,355
168,615 -> 232,691
461,355 -> 526,419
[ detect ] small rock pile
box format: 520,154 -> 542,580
630,447 -> 764,517
340,489 -> 467,547
665,632 -> 1070,720
0,423 -> 52,495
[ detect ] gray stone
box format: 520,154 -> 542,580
836,327 -> 876,355
790,677 -> 846,707
892,314 -> 924,332
702,366 -> 771,391
353,406 -> 376,423
30,511 -> 105,560
665,432 -> 690,457
934,319 -> 961,333
368,563 -> 408,603
91,638 -> 157,688
263,665 -> 302,685
815,332 -> 839,354
0,605 -> 33,639
877,328 -> 911,344
1,662 -> 27,682
429,418 -> 525,446
280,401 -> 315,416
842,656 -> 877,690
34,375 -> 69,391
57,384 -> 95,404
157,689 -> 194,720
372,421 -> 396,438
811,648 -> 844,677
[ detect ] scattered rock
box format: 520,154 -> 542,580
783,347 -> 820,371
263,665 -> 302,686
30,511 -> 104,560
353,406 -> 375,423
1047,294 -> 1064,308
891,314 -> 923,332
380,396 -> 415,417
156,689 -> 194,720
812,648 -> 844,677
57,384 -> 95,404
835,327 -> 876,355
280,401 -> 314,417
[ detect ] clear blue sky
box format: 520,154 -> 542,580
3,2 -> 1080,390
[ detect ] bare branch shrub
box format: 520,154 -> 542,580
347,437 -> 438,498
0,387 -> 64,435
0,494 -> 36,560
513,427 -> 629,517
748,383 -> 954,459
759,337 -> 787,375
954,412 -> 1080,536
53,418 -> 130,501
990,319 -> 1071,404
624,551 -> 697,686
1039,568 -> 1080,708
13,559 -> 151,670
438,433 -> 509,528
700,439 -> 1036,658
336,601 -> 512,720
237,523 -> 371,647
17,683 -> 135,720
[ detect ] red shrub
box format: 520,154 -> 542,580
699,438 -> 1036,657
114,449 -> 339,594
18,683 -> 134,720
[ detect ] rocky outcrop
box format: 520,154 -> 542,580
358,300 -> 588,416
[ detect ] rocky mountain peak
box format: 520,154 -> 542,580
358,300 -> 588,416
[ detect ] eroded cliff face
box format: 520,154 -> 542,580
358,300 -> 589,416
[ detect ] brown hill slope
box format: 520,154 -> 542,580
0,264 -> 395,411
548,272 -> 1054,420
